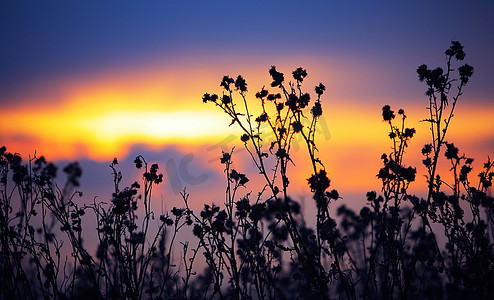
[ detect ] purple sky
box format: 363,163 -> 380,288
1,1 -> 493,105
1,1 -> 493,207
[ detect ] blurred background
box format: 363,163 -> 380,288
1,0 -> 493,212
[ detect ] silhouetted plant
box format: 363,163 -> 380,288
0,148 -> 196,299
1,41 -> 493,300
202,66 -> 356,299
335,41 -> 493,300
414,42 -> 494,299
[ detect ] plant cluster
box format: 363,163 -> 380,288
1,41 -> 493,299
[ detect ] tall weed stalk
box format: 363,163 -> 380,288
0,41 -> 493,300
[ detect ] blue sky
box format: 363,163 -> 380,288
2,1 -> 493,104
1,1 -> 493,202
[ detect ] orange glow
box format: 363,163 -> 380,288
0,101 -> 238,160
0,61 -> 492,198
0,67 -> 247,160
287,103 -> 494,194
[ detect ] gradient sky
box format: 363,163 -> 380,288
1,1 -> 493,209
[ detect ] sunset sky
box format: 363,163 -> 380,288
1,1 -> 493,209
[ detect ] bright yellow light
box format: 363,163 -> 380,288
0,107 -> 237,160
0,70 -> 241,161
81,110 -> 234,141
1,59 -> 492,187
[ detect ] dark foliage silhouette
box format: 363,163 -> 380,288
1,41 -> 493,299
